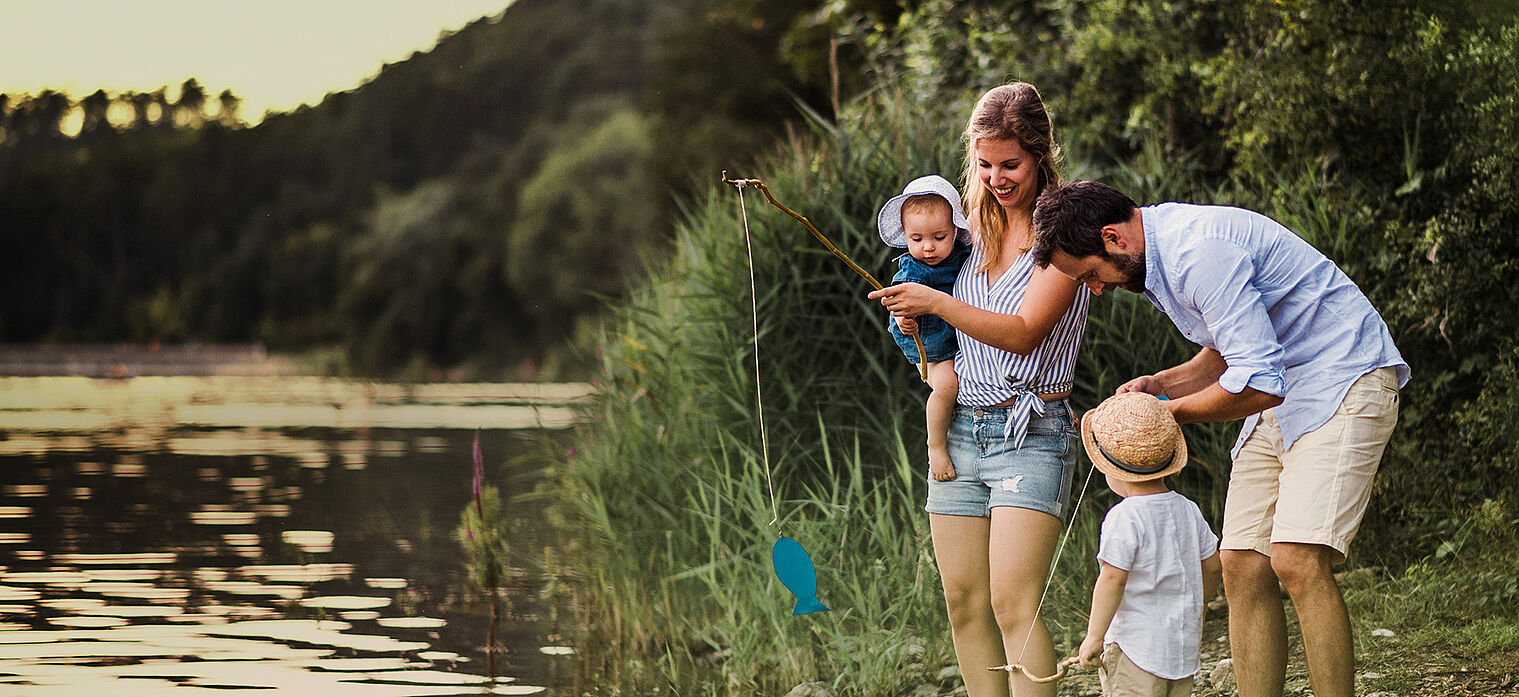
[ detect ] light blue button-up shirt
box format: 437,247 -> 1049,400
1138,203 -> 1410,456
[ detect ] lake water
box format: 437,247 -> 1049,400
0,376 -> 591,696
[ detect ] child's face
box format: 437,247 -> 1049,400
902,207 -> 957,266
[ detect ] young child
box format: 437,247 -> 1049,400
1077,392 -> 1223,696
876,175 -> 972,482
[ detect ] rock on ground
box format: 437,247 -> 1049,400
782,681 -> 832,697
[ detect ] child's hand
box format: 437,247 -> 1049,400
895,316 -> 919,335
1077,634 -> 1103,669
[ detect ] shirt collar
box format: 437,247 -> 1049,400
1140,206 -> 1164,297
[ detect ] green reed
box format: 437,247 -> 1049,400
556,87 -> 1243,694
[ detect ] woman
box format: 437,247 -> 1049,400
869,83 -> 1088,697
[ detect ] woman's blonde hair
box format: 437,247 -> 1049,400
961,82 -> 1062,272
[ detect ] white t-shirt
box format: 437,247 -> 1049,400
1097,491 -> 1219,680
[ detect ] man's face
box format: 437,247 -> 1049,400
1048,250 -> 1145,295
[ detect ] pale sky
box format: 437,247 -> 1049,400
1,0 -> 514,123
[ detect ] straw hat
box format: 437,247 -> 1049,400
877,175 -> 971,248
1080,393 -> 1187,482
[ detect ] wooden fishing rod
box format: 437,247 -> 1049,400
722,172 -> 929,379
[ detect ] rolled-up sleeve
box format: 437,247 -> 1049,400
1180,240 -> 1286,397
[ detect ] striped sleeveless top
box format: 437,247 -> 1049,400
952,241 -> 1090,448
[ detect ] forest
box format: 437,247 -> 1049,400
1,0 -> 893,378
6,0 -> 1519,693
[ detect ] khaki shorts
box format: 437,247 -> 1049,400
1098,643 -> 1194,697
1222,367 -> 1400,560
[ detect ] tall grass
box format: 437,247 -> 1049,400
557,88 -> 1244,694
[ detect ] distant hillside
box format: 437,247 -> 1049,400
0,0 -> 888,378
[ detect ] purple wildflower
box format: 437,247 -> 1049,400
468,429 -> 484,540
472,430 -> 485,515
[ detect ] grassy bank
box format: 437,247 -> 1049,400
553,4 -> 1519,694
547,90 -> 1236,694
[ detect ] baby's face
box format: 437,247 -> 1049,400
902,207 -> 957,266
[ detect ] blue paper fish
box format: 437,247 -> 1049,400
772,537 -> 829,615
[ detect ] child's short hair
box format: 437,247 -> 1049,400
900,193 -> 953,218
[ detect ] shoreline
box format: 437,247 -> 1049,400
0,344 -> 300,378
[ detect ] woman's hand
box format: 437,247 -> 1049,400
868,282 -> 944,318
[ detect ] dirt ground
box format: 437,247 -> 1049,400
1049,608 -> 1519,697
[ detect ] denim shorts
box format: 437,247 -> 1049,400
924,400 -> 1077,519
890,314 -> 958,364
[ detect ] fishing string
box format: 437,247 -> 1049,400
1009,452 -> 1099,672
737,187 -> 780,527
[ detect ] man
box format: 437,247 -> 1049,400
1031,180 -> 1408,697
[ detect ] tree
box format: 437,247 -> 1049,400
174,79 -> 207,127
507,108 -> 657,328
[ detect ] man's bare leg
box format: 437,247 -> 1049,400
1273,542 -> 1355,697
1223,549 -> 1287,697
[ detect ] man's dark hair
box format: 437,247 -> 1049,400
1031,181 -> 1139,267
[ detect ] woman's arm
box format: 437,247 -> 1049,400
868,266 -> 1081,355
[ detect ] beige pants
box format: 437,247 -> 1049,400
1098,644 -> 1194,697
1222,367 -> 1401,560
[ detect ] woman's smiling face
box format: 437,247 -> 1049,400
975,138 -> 1039,213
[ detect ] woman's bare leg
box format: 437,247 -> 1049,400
989,506 -> 1061,697
931,512 -> 1009,697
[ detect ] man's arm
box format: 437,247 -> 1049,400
1168,382 -> 1282,424
1117,347 -> 1282,423
1155,348 -> 1228,396
1116,348 -> 1226,397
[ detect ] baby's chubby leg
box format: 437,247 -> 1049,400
926,359 -> 958,481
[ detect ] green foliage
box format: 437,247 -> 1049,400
1345,500 -> 1519,655
458,484 -> 515,595
6,0 -> 1519,687
562,90 -> 981,693
509,107 -> 658,318
338,181 -> 471,368
644,0 -> 897,189
563,2 -> 1519,693
0,0 -> 669,377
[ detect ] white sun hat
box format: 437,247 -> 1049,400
876,175 -> 971,248
1080,392 -> 1189,482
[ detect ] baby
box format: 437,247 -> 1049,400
1077,392 -> 1222,696
876,175 -> 971,481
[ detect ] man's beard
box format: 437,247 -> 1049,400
1107,251 -> 1146,292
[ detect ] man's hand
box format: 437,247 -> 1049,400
1115,374 -> 1164,396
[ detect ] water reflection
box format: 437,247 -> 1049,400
0,376 -> 587,695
